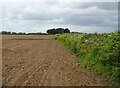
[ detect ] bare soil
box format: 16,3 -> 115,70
2,35 -> 112,86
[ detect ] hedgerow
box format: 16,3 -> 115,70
55,32 -> 120,86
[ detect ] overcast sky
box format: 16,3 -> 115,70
0,0 -> 119,33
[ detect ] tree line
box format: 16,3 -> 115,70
47,28 -> 70,34
0,28 -> 70,35
0,31 -> 47,35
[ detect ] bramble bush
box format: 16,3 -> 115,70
55,32 -> 120,86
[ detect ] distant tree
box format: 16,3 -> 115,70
7,31 -> 11,35
1,31 -> 11,35
47,28 -> 56,34
1,31 -> 7,34
23,32 -> 26,35
12,32 -> 18,35
47,28 -> 70,34
64,28 -> 70,33
56,28 -> 64,34
18,32 -> 23,35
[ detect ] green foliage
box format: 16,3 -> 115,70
55,32 -> 120,86
47,28 -> 70,34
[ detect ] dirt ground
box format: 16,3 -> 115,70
2,35 -> 112,86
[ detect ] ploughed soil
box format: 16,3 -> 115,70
2,35 -> 112,86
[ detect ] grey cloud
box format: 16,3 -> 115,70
70,2 -> 118,10
1,1 -> 118,33
62,13 -> 117,27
